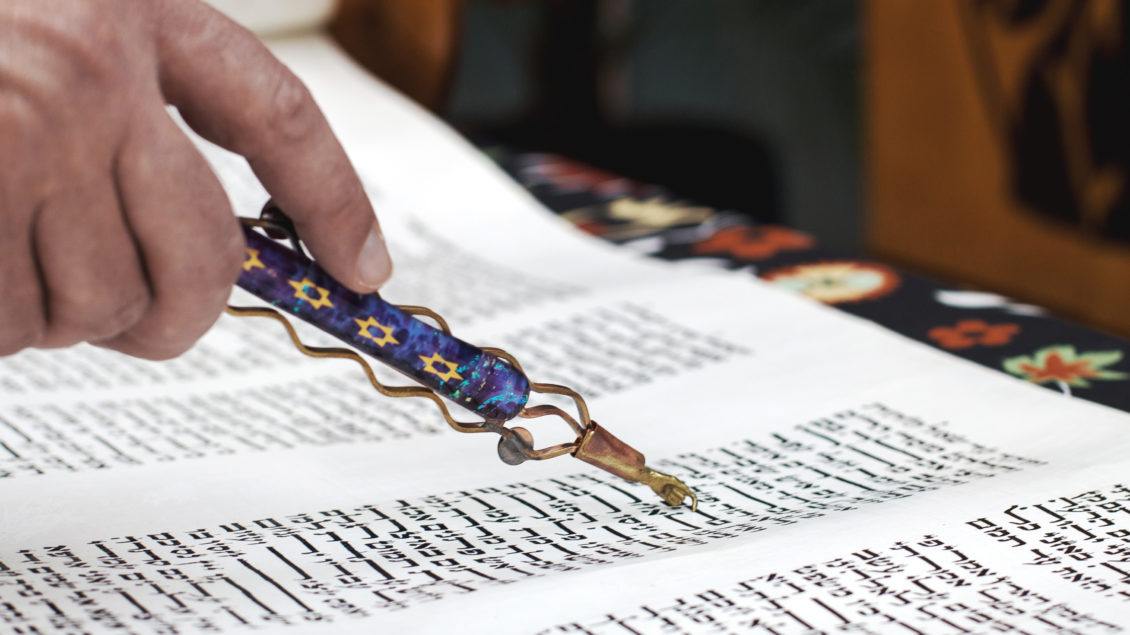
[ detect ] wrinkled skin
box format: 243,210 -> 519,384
0,0 -> 392,359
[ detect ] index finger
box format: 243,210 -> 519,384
152,0 -> 391,291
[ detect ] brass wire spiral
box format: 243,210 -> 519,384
227,215 -> 593,459
227,209 -> 697,509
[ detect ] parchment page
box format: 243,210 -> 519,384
1,35 -> 1129,634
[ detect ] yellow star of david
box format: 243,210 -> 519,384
419,352 -> 463,382
242,248 -> 265,272
287,277 -> 334,310
355,316 -> 399,347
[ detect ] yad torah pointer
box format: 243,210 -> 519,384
228,202 -> 697,510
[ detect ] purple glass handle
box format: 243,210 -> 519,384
236,226 -> 531,421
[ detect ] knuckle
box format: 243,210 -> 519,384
153,265 -> 234,343
133,220 -> 239,355
260,70 -> 319,146
135,337 -> 196,362
299,190 -> 357,238
192,221 -> 244,293
0,255 -> 45,355
48,284 -> 97,323
298,185 -> 372,244
0,94 -> 47,139
61,11 -> 125,74
106,330 -> 195,362
118,307 -> 210,361
143,296 -> 219,358
0,98 -> 49,187
0,323 -> 45,357
12,7 -> 137,92
51,283 -> 148,339
102,291 -> 150,337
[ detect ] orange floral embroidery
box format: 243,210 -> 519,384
927,320 -> 1020,350
693,226 -> 814,260
1004,346 -> 1127,388
572,219 -> 611,236
762,261 -> 900,304
1020,354 -> 1098,383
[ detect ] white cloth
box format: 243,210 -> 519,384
202,0 -> 336,36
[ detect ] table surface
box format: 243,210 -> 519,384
482,146 -> 1130,415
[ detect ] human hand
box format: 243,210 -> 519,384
0,0 -> 392,359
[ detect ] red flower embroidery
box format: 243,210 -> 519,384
1004,346 -> 1127,388
693,226 -> 815,260
1019,354 -> 1098,383
927,320 -> 1020,350
572,219 -> 611,236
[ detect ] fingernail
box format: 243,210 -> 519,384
358,224 -> 393,288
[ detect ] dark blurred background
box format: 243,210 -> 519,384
332,0 -> 1130,336
444,1 -> 861,250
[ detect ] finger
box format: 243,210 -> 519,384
0,94 -> 48,355
98,107 -> 243,360
153,0 -> 391,291
0,205 -> 46,356
34,182 -> 150,349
